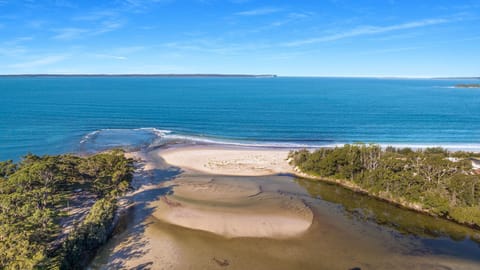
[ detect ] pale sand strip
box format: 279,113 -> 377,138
149,146 -> 314,238
159,145 -> 295,176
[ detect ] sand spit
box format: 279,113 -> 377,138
159,146 -> 294,176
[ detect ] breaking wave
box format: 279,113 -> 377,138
78,127 -> 480,154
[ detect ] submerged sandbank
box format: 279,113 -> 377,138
151,176 -> 313,238
152,145 -> 314,238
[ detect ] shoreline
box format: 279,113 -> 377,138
157,144 -> 480,231
89,144 -> 480,269
297,172 -> 480,231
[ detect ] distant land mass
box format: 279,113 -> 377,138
435,77 -> 480,80
455,83 -> 480,88
0,74 -> 277,78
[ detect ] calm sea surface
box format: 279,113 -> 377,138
1,77 -> 480,160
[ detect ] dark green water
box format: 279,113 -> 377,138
296,178 -> 480,261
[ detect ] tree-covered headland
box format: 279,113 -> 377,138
289,145 -> 480,228
0,149 -> 134,269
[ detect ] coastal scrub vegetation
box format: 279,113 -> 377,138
0,149 -> 134,269
289,145 -> 480,228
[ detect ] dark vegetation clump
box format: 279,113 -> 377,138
290,145 -> 480,227
0,149 -> 134,269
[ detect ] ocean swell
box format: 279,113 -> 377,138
78,127 -> 480,154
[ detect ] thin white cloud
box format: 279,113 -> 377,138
247,11 -> 314,33
86,46 -> 145,61
120,0 -> 174,12
163,39 -> 270,55
92,54 -> 127,60
283,18 -> 451,47
9,55 -> 68,69
359,46 -> 423,55
3,36 -> 34,45
370,32 -> 420,41
93,20 -> 124,35
27,20 -> 47,29
53,28 -> 88,40
235,7 -> 282,16
52,20 -> 124,40
0,46 -> 28,57
112,46 -> 146,54
74,10 -> 119,21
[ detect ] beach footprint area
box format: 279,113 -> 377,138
90,145 -> 480,270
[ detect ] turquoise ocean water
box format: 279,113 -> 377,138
1,76 -> 479,160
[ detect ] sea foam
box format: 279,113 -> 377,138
78,128 -> 480,153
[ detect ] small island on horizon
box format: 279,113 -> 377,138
455,83 -> 480,88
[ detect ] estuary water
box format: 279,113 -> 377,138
1,76 -> 480,160
89,149 -> 480,270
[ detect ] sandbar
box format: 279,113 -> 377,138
151,176 -> 313,238
159,145 -> 294,176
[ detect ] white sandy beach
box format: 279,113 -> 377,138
159,145 -> 295,176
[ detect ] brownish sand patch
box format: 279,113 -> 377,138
152,176 -> 313,238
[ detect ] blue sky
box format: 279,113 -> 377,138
0,0 -> 479,76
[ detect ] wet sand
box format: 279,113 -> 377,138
151,176 -> 313,238
89,145 -> 480,270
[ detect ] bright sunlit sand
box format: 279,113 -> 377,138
151,146 -> 313,238
159,145 -> 295,176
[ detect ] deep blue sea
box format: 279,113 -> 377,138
1,77 -> 480,161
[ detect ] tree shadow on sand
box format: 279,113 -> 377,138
90,153 -> 182,270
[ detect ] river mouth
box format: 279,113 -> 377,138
89,146 -> 480,270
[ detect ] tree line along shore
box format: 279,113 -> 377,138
2,145 -> 480,269
289,145 -> 480,229
0,149 -> 134,269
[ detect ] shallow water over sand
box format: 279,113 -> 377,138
90,151 -> 480,270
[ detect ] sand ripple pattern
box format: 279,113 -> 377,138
153,177 -> 313,238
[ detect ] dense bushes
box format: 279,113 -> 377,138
60,198 -> 117,270
290,145 -> 480,227
0,149 -> 134,269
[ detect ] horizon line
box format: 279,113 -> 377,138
0,74 -> 479,79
